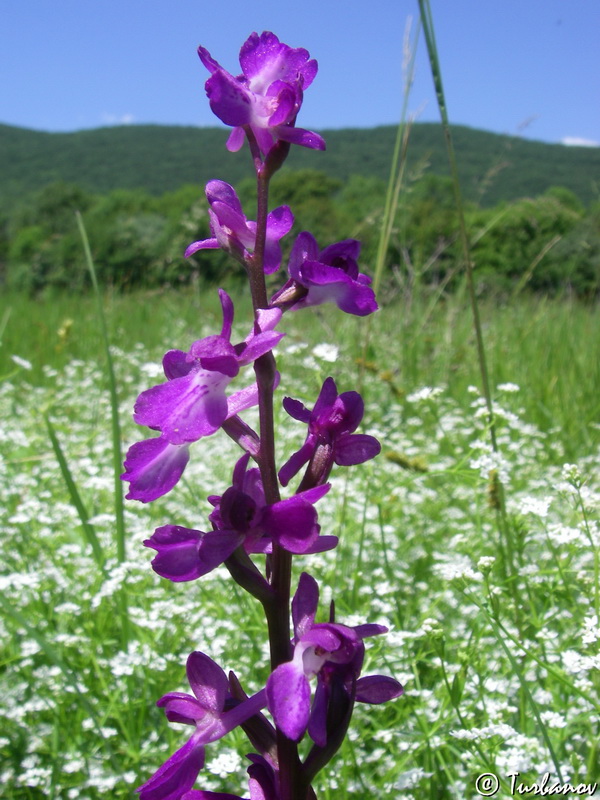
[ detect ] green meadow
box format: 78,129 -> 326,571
0,284 -> 599,798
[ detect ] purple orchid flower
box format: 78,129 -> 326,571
182,754 -> 279,800
138,652 -> 267,800
208,453 -> 337,555
122,290 -> 283,502
266,573 -> 403,746
198,31 -> 325,158
143,452 -> 336,583
143,524 -> 244,583
185,181 -> 294,274
270,232 -> 378,317
278,377 -> 381,488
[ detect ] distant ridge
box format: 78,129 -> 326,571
1,121 -> 599,210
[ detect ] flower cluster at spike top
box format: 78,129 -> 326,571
122,31 -> 402,800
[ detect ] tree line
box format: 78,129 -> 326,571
2,170 -> 599,298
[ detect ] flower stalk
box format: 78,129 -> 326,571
122,31 -> 402,800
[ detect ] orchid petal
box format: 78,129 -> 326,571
163,350 -> 194,380
184,237 -> 220,258
355,675 -> 404,704
261,494 -> 320,553
307,678 -> 328,747
334,433 -> 381,466
122,436 -> 190,503
204,70 -> 253,127
186,651 -> 229,711
282,396 -> 311,423
145,525 -> 243,582
274,125 -> 326,151
353,623 -> 388,638
292,572 -> 319,637
287,231 -> 319,280
226,382 -> 259,417
158,693 -> 205,726
134,369 -> 230,445
226,127 -> 245,152
205,181 -> 244,215
277,436 -> 315,487
137,735 -> 205,800
266,661 -> 311,741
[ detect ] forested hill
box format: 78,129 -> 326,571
1,121 -> 599,210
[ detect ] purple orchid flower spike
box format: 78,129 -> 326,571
185,181 -> 294,274
279,377 -> 381,488
138,652 -> 267,800
182,754 -> 280,800
270,232 -> 378,317
266,573 -> 403,747
122,290 -> 283,502
197,31 -> 325,158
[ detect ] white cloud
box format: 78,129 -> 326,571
101,112 -> 135,126
561,136 -> 599,147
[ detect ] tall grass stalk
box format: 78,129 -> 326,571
359,17 -> 419,386
75,211 -> 126,565
44,414 -> 106,570
416,1 -> 521,596
372,16 -> 420,298
76,211 -> 129,648
416,0 -> 496,446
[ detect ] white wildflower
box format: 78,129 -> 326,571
312,342 -> 339,362
394,768 -> 434,789
11,355 -> 33,370
140,362 -> 164,378
561,462 -> 582,486
470,449 -> 511,483
518,496 -> 551,518
406,386 -> 443,403
540,711 -> 567,728
284,341 -> 308,355
434,555 -> 480,582
477,555 -> 496,573
497,382 -> 520,392
582,614 -> 600,645
206,750 -> 243,778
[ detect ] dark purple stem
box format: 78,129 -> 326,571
244,134 -> 307,800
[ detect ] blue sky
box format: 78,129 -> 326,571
2,0 -> 598,146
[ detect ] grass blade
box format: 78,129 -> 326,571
45,413 -> 105,571
75,210 -> 126,564
75,210 -> 129,648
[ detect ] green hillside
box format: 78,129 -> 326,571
1,122 -> 599,210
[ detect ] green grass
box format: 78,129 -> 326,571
2,287 -> 598,455
0,287 -> 598,798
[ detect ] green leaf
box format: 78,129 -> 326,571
45,413 -> 106,571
